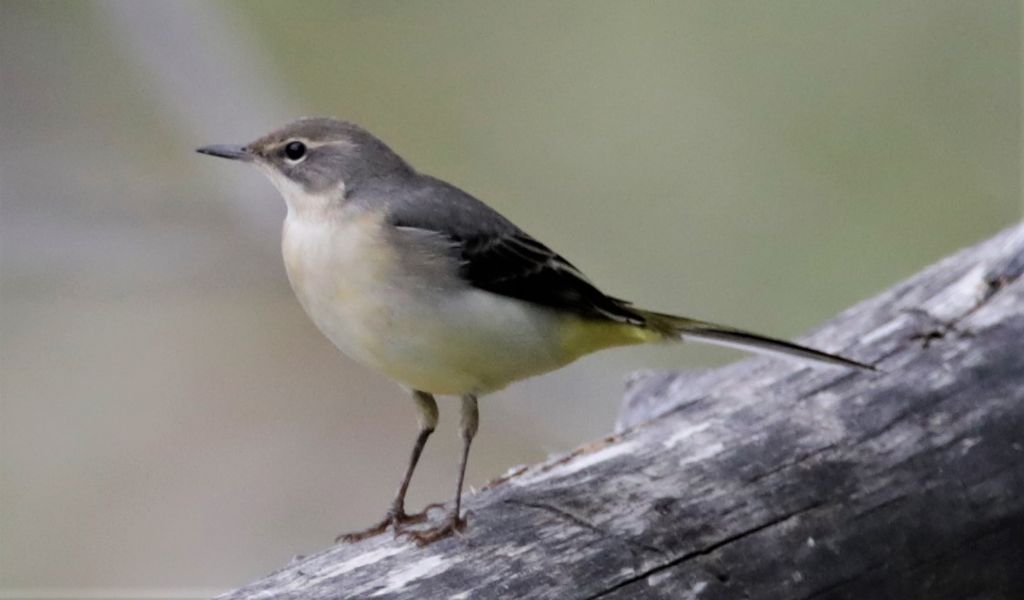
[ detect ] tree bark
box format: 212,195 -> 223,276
218,223 -> 1024,600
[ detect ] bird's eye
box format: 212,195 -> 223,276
284,141 -> 307,161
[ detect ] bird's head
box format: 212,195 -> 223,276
197,117 -> 411,213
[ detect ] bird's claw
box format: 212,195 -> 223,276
406,512 -> 469,546
336,506 -> 434,543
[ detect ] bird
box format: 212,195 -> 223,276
197,117 -> 873,545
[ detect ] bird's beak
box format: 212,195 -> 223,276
196,144 -> 253,162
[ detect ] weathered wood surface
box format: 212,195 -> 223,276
219,224 -> 1024,600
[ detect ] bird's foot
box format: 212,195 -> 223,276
405,511 -> 469,547
336,503 -> 444,543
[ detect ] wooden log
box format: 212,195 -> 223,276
218,223 -> 1024,600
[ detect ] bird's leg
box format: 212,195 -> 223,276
409,394 -> 478,546
337,390 -> 439,543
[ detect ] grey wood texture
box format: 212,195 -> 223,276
219,224 -> 1024,600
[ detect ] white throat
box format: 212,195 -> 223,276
259,165 -> 345,218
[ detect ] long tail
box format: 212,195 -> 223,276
634,309 -> 875,371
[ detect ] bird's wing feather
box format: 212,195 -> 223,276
385,175 -> 642,323
379,175 -> 874,371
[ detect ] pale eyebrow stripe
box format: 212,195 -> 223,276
267,139 -> 353,152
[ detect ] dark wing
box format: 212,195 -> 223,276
457,231 -> 644,323
384,175 -> 643,324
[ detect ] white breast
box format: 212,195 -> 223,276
281,207 -> 577,395
282,209 -> 397,366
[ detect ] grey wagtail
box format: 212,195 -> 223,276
197,117 -> 872,545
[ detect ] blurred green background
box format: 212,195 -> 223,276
1,0 -> 1020,596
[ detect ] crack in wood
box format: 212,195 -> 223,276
504,498 -> 667,557
582,500 -> 827,600
905,241 -> 1024,349
744,441 -> 842,487
904,307 -> 973,348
